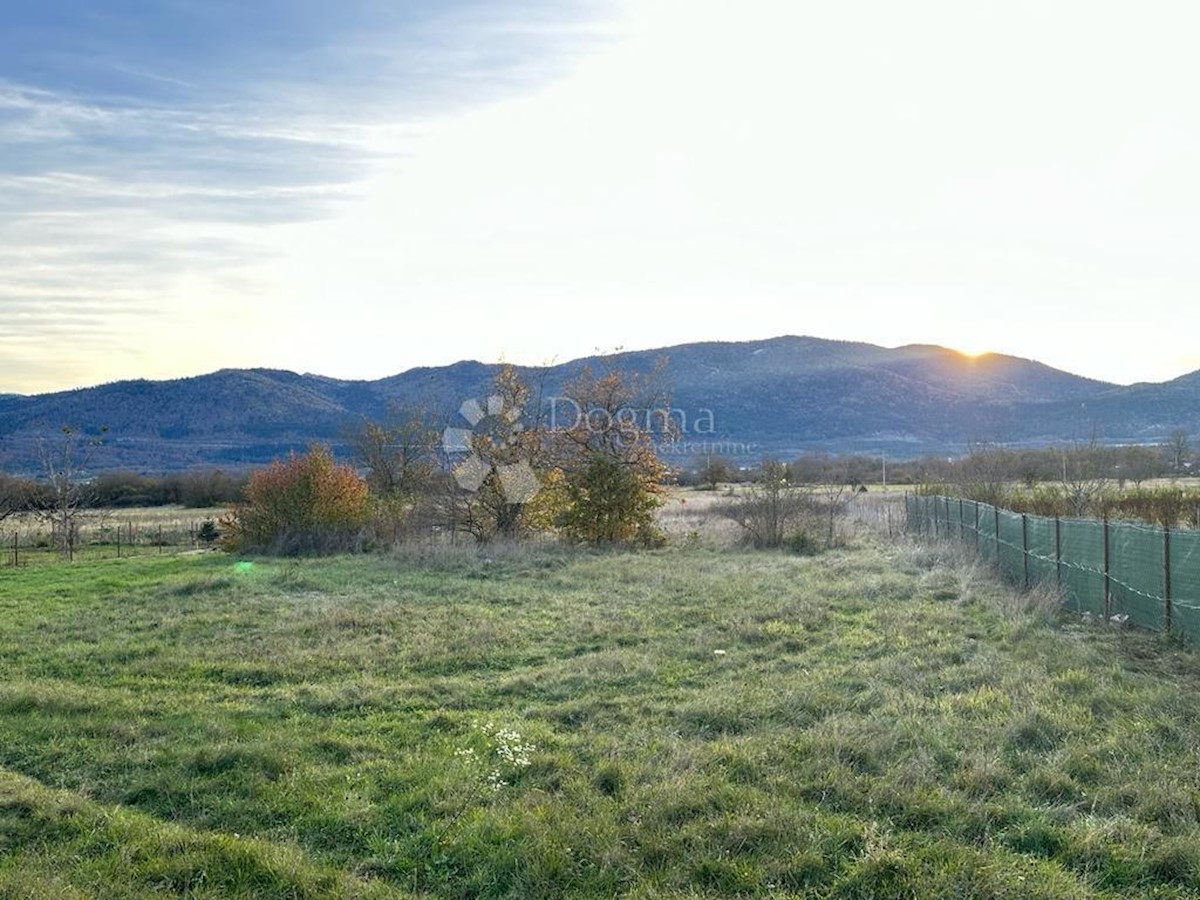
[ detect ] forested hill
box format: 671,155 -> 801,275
1,336 -> 1194,472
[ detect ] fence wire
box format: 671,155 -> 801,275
907,495 -> 1199,643
3,517 -> 215,567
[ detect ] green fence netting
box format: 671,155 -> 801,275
1172,530 -> 1200,641
1108,522 -> 1167,632
1025,514 -> 1057,586
1058,517 -> 1105,617
905,494 -> 1198,644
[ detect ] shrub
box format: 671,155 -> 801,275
220,446 -> 370,555
1024,484 -> 1068,518
1108,486 -> 1198,527
715,460 -> 809,549
550,364 -> 671,546
785,529 -> 816,555
559,455 -> 664,546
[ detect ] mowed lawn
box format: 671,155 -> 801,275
2,536 -> 1200,898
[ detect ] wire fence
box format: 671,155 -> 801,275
3,516 -> 220,567
906,494 -> 1200,643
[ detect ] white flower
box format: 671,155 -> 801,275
457,721 -> 536,790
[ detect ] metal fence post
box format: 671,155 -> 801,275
1102,515 -> 1111,620
974,502 -> 980,553
1164,524 -> 1173,635
1054,517 -> 1062,587
993,504 -> 1000,564
1021,513 -> 1029,590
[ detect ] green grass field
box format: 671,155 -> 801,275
2,532 -> 1200,897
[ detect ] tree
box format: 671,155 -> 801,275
169,470 -> 246,508
957,442 -> 1013,507
559,454 -> 661,543
91,471 -> 170,507
1166,429 -> 1192,476
1058,437 -> 1109,517
0,474 -> 33,525
351,403 -> 441,543
1116,445 -> 1161,490
716,459 -> 808,549
698,456 -> 732,490
197,520 -> 220,544
440,365 -> 552,543
221,445 -> 370,555
811,458 -> 853,549
352,403 -> 441,499
33,426 -> 106,560
549,360 -> 673,545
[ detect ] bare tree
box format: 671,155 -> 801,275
791,453 -> 854,548
716,459 -> 807,548
1166,429 -> 1192,477
1058,437 -> 1108,518
1116,444 -> 1160,490
957,441 -> 1013,507
34,426 -> 106,560
350,403 -> 442,543
813,467 -> 853,549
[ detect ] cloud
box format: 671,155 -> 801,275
249,0 -> 1200,388
0,1 -> 615,393
6,0 -> 1198,394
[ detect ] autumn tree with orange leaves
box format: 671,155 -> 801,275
221,445 -> 370,554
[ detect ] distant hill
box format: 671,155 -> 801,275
1,335 -> 1197,473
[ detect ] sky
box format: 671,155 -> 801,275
3,0 -> 1198,395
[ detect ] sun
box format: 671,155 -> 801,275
955,344 -> 991,359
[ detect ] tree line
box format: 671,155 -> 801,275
679,430 -> 1193,493
911,433 -> 1200,526
0,468 -> 246,514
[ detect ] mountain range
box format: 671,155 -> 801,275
1,336 -> 1196,473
